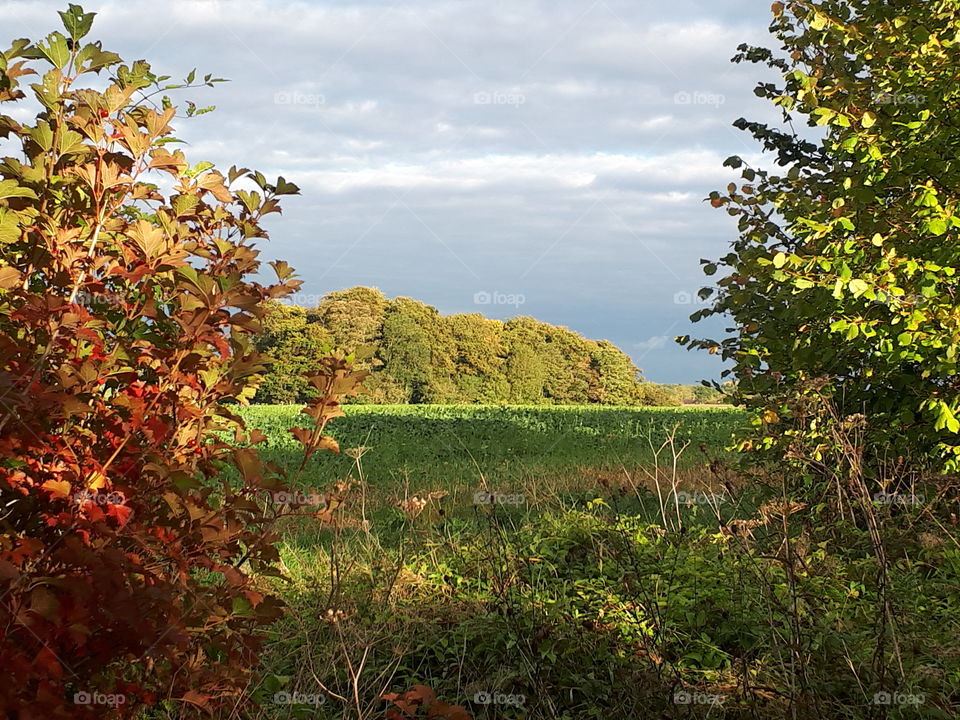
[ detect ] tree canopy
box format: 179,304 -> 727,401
255,288 -> 654,405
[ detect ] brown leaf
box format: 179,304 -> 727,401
0,266 -> 22,290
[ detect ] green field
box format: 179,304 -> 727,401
242,403 -> 744,492
211,405 -> 960,720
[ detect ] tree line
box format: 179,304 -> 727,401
253,287 -> 725,405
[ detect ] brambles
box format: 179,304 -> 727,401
0,6 -> 362,717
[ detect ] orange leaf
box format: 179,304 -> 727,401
41,480 -> 72,499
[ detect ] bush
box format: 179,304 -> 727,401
0,7 -> 364,717
685,0 -> 960,472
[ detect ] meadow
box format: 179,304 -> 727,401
214,405 -> 960,720
243,403 -> 743,492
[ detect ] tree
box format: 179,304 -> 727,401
314,286 -> 386,353
253,288 -> 651,406
446,313 -> 507,402
254,301 -> 331,403
379,297 -> 438,402
588,341 -> 643,405
685,0 -> 960,472
0,8 -> 363,716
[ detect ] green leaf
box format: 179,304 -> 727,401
37,32 -> 70,70
848,279 -> 869,296
58,4 -> 96,42
927,218 -> 948,236
0,209 -> 22,243
29,124 -> 54,152
773,252 -> 787,269
274,176 -> 300,196
0,179 -> 37,201
861,111 -> 877,128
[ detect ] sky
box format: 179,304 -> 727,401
0,0 -> 783,383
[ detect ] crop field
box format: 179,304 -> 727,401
226,404 -> 771,719
239,403 -> 745,497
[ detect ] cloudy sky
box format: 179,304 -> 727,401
1,0 -> 782,383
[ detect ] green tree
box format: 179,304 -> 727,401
685,0 -> 960,471
447,313 -> 508,402
588,340 -> 643,405
379,297 -> 439,402
314,285 -> 387,352
254,301 -> 331,403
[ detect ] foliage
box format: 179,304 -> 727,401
684,0 -> 960,471
239,404 -> 744,496
254,290 -> 652,406
235,406 -> 960,719
0,7 -> 362,717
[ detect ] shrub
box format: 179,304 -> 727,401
684,0 -> 960,472
0,7 -> 363,717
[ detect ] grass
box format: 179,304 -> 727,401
243,403 -> 744,491
170,404 -> 960,720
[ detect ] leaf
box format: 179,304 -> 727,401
0,179 -> 37,201
197,171 -> 233,203
0,210 -> 22,244
29,124 -> 54,151
30,586 -> 60,622
861,111 -> 877,128
927,218 -> 948,236
41,480 -> 72,499
773,252 -> 787,269
274,176 -> 300,196
38,32 -> 70,69
848,279 -> 869,296
315,435 -> 340,453
59,5 -> 96,42
0,266 -> 22,290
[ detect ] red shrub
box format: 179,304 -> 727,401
0,6 -> 363,717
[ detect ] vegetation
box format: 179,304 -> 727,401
0,9 -> 361,717
254,289 -> 669,406
219,405 -> 959,720
685,0 -> 960,472
243,403 -> 744,492
3,3 -> 960,720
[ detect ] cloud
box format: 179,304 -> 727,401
0,0 -> 779,381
